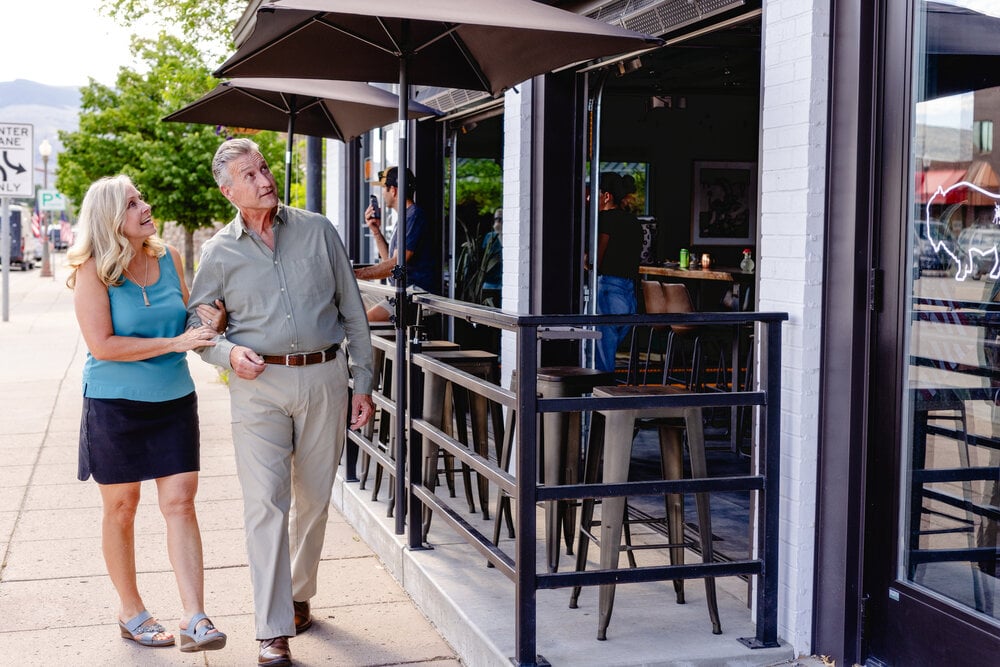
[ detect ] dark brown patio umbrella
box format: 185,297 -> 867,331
214,1 -> 661,290
215,0 -> 661,95
163,77 -> 437,202
214,5 -> 661,612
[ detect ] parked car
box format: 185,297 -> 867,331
48,227 -> 68,251
913,219 -> 954,278
1,206 -> 34,271
28,237 -> 42,263
956,224 -> 1000,280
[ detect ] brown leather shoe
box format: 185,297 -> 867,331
293,600 -> 312,634
258,637 -> 291,667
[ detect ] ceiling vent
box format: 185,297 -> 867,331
588,0 -> 747,38
415,88 -> 492,117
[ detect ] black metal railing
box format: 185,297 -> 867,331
906,295 -> 1000,582
349,283 -> 787,666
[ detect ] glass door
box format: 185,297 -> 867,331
869,1 -> 1000,663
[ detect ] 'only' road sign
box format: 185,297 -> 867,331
0,123 -> 34,197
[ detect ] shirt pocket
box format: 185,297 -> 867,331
285,254 -> 334,297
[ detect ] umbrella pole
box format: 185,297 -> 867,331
587,74 -> 606,370
284,95 -> 297,204
394,36 -> 410,536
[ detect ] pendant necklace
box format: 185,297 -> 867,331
124,254 -> 151,307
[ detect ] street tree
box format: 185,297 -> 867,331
101,0 -> 244,61
57,33 -> 284,283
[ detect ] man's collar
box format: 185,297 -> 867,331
231,204 -> 284,237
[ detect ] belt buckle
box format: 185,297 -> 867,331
285,353 -> 305,366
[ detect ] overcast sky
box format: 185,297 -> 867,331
955,0 -> 1000,18
6,0 -> 153,87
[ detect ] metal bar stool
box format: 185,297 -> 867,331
909,388 -> 983,609
570,384 -> 721,640
361,334 -> 459,514
491,367 -> 613,572
420,349 -> 502,540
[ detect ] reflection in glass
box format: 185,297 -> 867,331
903,0 -> 1000,622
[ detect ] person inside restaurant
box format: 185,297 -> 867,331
595,171 -> 643,373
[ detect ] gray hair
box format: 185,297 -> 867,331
212,138 -> 262,187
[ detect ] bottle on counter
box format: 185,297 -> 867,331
679,248 -> 689,269
740,248 -> 755,273
701,252 -> 711,269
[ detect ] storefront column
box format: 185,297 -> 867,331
758,0 -> 831,654
499,82 -> 533,390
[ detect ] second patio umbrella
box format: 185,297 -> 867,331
163,77 -> 438,202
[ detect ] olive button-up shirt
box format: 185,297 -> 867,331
187,204 -> 373,395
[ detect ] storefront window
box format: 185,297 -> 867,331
450,157 -> 502,308
902,0 -> 1000,622
599,161 -> 649,214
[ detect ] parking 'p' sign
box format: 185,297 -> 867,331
0,123 -> 33,196
39,189 -> 66,211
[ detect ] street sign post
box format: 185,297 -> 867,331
0,123 -> 34,197
0,123 -> 33,321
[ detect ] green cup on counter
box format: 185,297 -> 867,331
679,248 -> 689,269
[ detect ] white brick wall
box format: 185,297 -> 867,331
758,0 -> 830,654
499,82 -> 533,391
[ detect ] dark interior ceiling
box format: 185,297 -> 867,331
450,16 -> 761,158
604,18 -> 761,96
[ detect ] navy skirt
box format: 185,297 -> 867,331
78,391 -> 200,484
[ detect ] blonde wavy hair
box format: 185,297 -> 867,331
66,175 -> 166,289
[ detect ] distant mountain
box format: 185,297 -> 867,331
0,79 -> 82,183
0,79 -> 80,108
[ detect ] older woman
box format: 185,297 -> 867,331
67,175 -> 227,652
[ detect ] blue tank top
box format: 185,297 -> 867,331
82,253 -> 195,401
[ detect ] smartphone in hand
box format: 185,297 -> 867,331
369,194 -> 381,220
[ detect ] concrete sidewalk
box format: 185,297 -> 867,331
0,267 -> 461,666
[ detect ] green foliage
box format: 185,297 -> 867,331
631,169 -> 647,213
101,0 -> 244,60
57,33 -> 285,234
449,158 -> 502,304
455,159 -> 502,217
455,221 -> 502,305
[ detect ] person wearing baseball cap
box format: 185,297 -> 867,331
354,166 -> 435,321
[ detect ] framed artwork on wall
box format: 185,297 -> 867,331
691,161 -> 757,245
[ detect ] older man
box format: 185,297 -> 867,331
188,138 -> 374,667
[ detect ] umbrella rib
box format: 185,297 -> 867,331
237,88 -> 296,115
410,22 -> 459,54
444,29 -> 493,93
376,16 -> 403,55
221,13 -> 317,73
314,16 -> 402,57
406,22 -> 491,91
317,103 -> 347,143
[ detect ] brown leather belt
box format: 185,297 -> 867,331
260,344 -> 339,366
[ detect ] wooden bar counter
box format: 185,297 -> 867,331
639,264 -> 755,312
639,263 -> 755,283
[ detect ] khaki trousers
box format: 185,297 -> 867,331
228,354 -> 349,639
